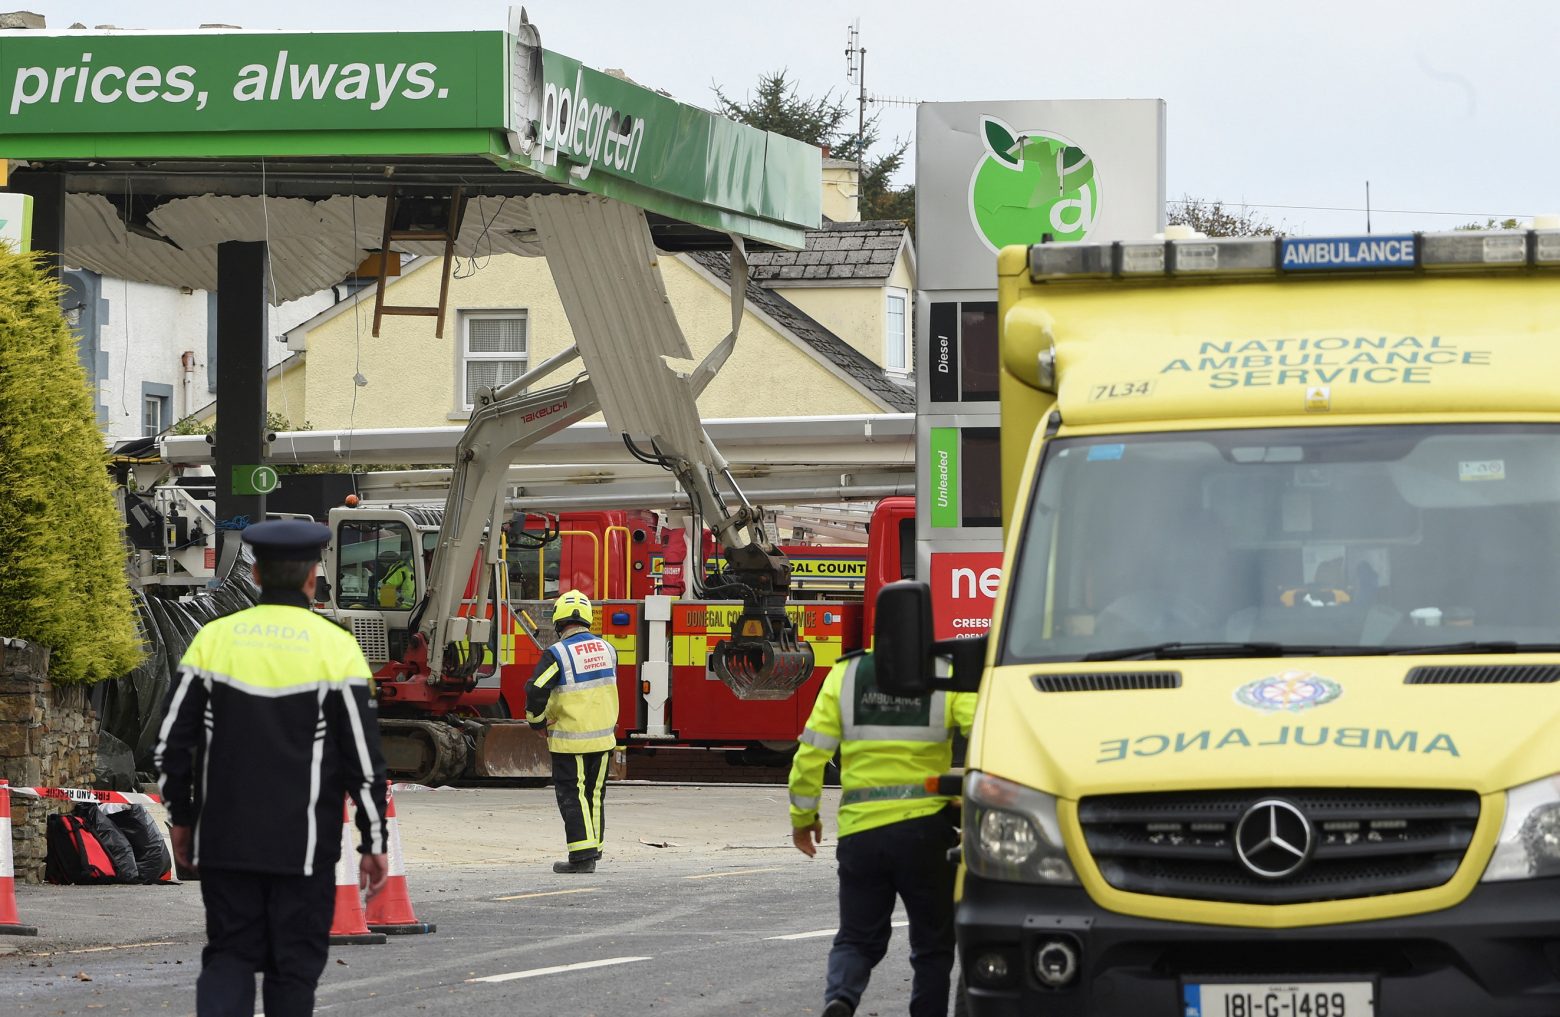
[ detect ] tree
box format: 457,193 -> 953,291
713,70 -> 914,229
0,247 -> 141,683
1166,197 -> 1277,237
1455,218 -> 1522,231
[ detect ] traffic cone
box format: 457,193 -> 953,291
365,782 -> 435,935
329,799 -> 385,946
0,781 -> 38,936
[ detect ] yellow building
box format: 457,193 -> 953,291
265,215 -> 915,431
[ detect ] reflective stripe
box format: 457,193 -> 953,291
838,657 -> 948,744
789,792 -> 821,811
798,727 -> 840,752
568,838 -> 600,851
552,675 -> 616,693
840,784 -> 932,807
551,727 -> 616,741
534,663 -> 560,689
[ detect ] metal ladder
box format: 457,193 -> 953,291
371,185 -> 466,339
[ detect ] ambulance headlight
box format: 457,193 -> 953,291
965,771 -> 1077,884
1482,775 -> 1560,881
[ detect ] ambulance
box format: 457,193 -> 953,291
877,225 -> 1560,1016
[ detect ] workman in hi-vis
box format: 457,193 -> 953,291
155,519 -> 389,1017
788,649 -> 977,1017
526,590 -> 620,874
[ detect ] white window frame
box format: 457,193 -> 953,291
458,310 -> 530,412
142,395 -> 164,437
884,287 -> 910,374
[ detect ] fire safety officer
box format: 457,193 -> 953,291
526,590 -> 620,873
155,519 -> 390,1017
788,648 -> 977,1017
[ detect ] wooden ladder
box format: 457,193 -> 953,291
371,185 -> 466,339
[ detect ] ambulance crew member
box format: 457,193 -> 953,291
155,520 -> 390,1017
788,649 -> 976,1017
526,590 -> 620,874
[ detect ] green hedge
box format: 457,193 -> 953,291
0,248 -> 141,683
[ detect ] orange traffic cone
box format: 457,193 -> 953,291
329,798 -> 385,946
0,781 -> 38,936
365,782 -> 435,935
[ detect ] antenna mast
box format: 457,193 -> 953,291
845,19 -> 865,167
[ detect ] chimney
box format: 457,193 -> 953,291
820,156 -> 860,223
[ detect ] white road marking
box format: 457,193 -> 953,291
494,886 -> 600,901
29,940 -> 177,957
466,956 -> 653,983
766,920 -> 908,941
682,866 -> 784,880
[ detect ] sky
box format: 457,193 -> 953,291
15,0 -> 1560,235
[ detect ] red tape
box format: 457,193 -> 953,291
6,786 -> 162,806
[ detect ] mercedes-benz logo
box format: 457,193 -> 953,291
1235,799 -> 1313,879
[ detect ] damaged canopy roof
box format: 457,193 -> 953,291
0,17 -> 821,301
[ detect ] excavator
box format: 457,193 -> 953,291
318,194 -> 814,783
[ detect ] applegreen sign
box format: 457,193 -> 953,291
0,26 -> 819,247
968,116 -> 1099,253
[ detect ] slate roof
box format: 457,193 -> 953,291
745,220 -> 908,283
689,251 -> 915,413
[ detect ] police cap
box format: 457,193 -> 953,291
241,519 -> 331,561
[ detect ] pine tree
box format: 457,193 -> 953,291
0,247 -> 142,683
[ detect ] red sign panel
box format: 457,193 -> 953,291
930,552 -> 1004,640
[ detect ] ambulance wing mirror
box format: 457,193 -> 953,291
874,581 -> 985,695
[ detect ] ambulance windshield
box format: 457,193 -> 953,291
1002,424 -> 1560,662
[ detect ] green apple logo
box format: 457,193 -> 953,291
968,116 -> 1099,253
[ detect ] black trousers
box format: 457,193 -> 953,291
827,809 -> 959,1017
197,867 -> 335,1017
551,750 -> 610,861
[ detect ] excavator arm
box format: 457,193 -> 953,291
413,193 -> 812,700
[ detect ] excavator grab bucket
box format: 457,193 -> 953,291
709,610 -> 816,700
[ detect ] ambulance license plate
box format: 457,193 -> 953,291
1183,980 -> 1375,1017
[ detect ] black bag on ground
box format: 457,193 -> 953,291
107,805 -> 171,884
71,803 -> 140,883
45,813 -> 123,885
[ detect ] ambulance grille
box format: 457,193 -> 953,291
1078,788 -> 1479,905
1031,671 -> 1181,692
1405,664 -> 1560,684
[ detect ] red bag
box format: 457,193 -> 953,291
44,813 -> 123,885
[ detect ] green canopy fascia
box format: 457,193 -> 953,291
0,26 -> 820,247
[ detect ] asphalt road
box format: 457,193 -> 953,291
1,786 -> 933,1017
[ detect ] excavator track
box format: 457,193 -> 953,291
379,719 -> 469,786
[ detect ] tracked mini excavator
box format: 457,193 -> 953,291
320,195 -> 813,783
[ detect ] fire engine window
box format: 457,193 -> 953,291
335,520 -> 416,610
898,517 -> 916,580
505,530 -> 561,601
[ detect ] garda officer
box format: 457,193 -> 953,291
156,520 -> 390,1017
788,649 -> 976,1017
526,590 -> 620,873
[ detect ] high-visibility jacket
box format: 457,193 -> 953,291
525,628 -> 620,754
788,650 -> 977,839
154,590 -> 390,875
378,560 -> 415,608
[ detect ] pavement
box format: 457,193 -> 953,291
1,785 -> 941,1016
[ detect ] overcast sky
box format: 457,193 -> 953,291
18,1 -> 1560,235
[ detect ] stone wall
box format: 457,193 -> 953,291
1,637 -> 100,883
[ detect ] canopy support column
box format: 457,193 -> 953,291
11,171 -> 63,278
214,241 -> 270,564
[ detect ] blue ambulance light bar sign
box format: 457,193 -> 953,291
1281,235 -> 1416,271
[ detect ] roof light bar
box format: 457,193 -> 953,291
1029,228 -> 1560,282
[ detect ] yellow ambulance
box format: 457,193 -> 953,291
878,226 -> 1560,1017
